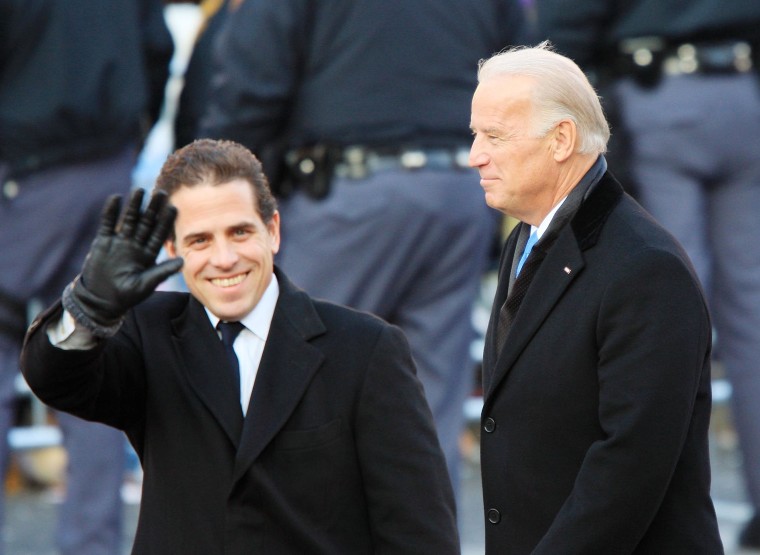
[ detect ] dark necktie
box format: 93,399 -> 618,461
494,246 -> 546,357
217,321 -> 245,392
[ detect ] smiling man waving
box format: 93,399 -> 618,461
20,139 -> 458,555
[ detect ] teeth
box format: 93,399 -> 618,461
211,274 -> 245,287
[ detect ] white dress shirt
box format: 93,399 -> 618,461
531,195 -> 567,241
206,275 -> 279,415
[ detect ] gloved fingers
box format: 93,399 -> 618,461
137,257 -> 184,293
97,195 -> 123,238
145,201 -> 177,255
134,191 -> 168,246
117,188 -> 146,238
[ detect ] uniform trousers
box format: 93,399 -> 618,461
277,166 -> 497,503
617,71 -> 760,514
0,147 -> 135,554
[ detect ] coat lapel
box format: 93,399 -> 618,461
232,272 -> 326,483
486,231 -> 584,399
484,172 -> 624,402
172,298 -> 244,447
482,224 -> 522,387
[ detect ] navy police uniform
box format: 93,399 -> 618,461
200,0 -> 527,500
0,1 -> 172,553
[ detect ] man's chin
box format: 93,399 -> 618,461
206,298 -> 249,322
483,193 -> 502,211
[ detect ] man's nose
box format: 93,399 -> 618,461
468,144 -> 488,168
210,239 -> 239,268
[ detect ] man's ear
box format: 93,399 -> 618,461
269,211 -> 281,255
164,239 -> 177,258
551,119 -> 577,162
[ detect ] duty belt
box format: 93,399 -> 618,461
616,38 -> 755,86
336,146 -> 471,179
288,145 -> 471,180
282,145 -> 472,199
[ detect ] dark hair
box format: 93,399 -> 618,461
155,138 -> 278,223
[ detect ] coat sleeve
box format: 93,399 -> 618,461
353,325 -> 460,555
20,301 -> 147,433
532,247 -> 713,554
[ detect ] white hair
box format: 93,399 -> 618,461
477,41 -> 610,155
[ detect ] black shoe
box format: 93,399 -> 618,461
739,514 -> 760,549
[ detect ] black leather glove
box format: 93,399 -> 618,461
62,188 -> 184,337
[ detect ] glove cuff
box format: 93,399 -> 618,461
62,279 -> 125,338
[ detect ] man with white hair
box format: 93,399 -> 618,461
470,42 -> 723,553
538,1 -> 760,547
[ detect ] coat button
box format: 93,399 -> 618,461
483,417 -> 496,433
487,508 -> 501,524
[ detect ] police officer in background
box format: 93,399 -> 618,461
0,1 -> 172,553
536,0 -> 760,548
199,0 -> 527,506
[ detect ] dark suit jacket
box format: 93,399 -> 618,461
481,172 -> 723,554
21,270 -> 458,554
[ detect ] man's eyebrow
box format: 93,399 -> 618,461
229,221 -> 256,229
472,125 -> 504,136
181,230 -> 209,244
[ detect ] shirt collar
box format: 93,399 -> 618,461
531,155 -> 607,240
205,274 -> 280,341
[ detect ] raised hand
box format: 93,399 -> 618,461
62,188 -> 184,337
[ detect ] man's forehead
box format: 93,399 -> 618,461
171,181 -> 261,220
473,78 -> 534,119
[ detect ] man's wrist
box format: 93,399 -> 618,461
62,279 -> 124,338
46,309 -> 99,350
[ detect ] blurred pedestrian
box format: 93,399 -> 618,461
199,0 -> 527,502
0,1 -> 173,553
471,42 -> 723,553
21,138 -> 459,554
536,0 -> 760,547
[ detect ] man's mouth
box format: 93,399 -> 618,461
210,273 -> 247,288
